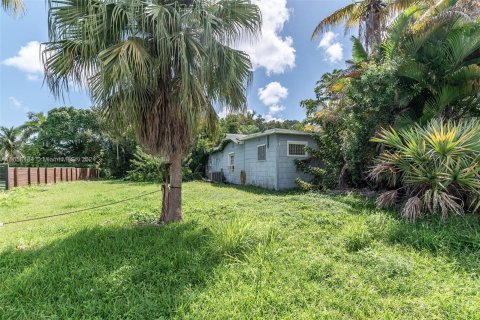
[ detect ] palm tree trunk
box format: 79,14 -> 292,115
159,152 -> 183,223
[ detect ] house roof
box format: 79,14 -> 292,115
211,133 -> 246,153
238,129 -> 311,141
210,129 -> 311,153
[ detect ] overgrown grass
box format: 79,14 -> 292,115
1,181 -> 479,319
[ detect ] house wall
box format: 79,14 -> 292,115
275,134 -> 316,189
243,135 -> 278,189
207,141 -> 245,184
207,133 -> 316,190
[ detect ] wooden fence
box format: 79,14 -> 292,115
1,165 -> 99,190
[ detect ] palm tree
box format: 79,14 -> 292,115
20,112 -> 46,141
0,127 -> 24,163
311,0 -> 423,53
43,0 -> 261,222
2,0 -> 24,15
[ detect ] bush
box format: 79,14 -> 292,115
126,146 -> 167,182
370,118 -> 480,220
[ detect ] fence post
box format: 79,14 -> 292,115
27,167 -> 31,185
4,164 -> 8,190
14,167 -> 18,187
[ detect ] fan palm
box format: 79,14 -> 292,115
0,127 -> 24,163
370,118 -> 480,220
311,0 -> 423,53
1,0 -> 24,15
43,0 -> 261,222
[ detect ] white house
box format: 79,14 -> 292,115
206,129 -> 315,190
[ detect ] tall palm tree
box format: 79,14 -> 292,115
20,111 -> 46,141
1,0 -> 24,15
43,0 -> 261,222
311,0 -> 423,53
0,127 -> 24,163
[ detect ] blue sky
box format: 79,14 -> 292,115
0,0 -> 353,127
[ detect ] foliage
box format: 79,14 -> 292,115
370,118 -> 480,220
311,0 -> 421,52
343,62 -> 411,184
297,63 -> 411,188
301,0 -> 479,192
0,126 -> 24,163
127,147 -> 167,183
381,8 -> 480,122
1,0 -> 23,15
220,110 -> 302,134
1,181 -> 480,318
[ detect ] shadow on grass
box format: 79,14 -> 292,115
0,221 -> 220,319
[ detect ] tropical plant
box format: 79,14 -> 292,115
376,2 -> 480,122
20,112 -> 46,141
1,0 -> 24,15
0,126 -> 24,163
43,0 -> 261,222
370,118 -> 480,220
127,146 -> 167,182
311,0 -> 423,52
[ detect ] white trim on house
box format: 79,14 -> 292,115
257,144 -> 266,161
287,141 -> 308,157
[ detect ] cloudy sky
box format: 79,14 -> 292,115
0,0 -> 353,127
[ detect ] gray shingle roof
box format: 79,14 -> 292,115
210,129 -> 311,153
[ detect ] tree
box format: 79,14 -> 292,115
0,127 -> 24,163
20,112 -> 46,141
1,0 -> 24,15
311,0 -> 422,53
44,0 -> 261,222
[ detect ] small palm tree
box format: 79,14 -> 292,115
370,118 -> 480,220
0,126 -> 24,163
311,0 -> 423,53
44,0 -> 261,222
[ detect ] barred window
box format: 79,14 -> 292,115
257,145 -> 266,161
287,142 -> 307,156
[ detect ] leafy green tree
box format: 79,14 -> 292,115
34,107 -> 102,160
0,127 -> 24,163
43,0 -> 261,222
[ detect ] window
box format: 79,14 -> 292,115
257,144 -> 266,161
287,141 -> 307,156
229,153 -> 235,173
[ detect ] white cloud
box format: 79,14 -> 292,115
238,0 -> 295,75
257,81 -> 288,121
263,114 -> 285,122
268,104 -> 285,115
318,31 -> 344,64
2,41 -> 44,80
8,96 -> 29,112
258,82 -> 288,105
8,96 -> 22,108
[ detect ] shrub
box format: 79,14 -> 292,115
126,146 -> 168,182
370,118 -> 480,220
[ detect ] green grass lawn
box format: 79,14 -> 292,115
1,181 -> 479,319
